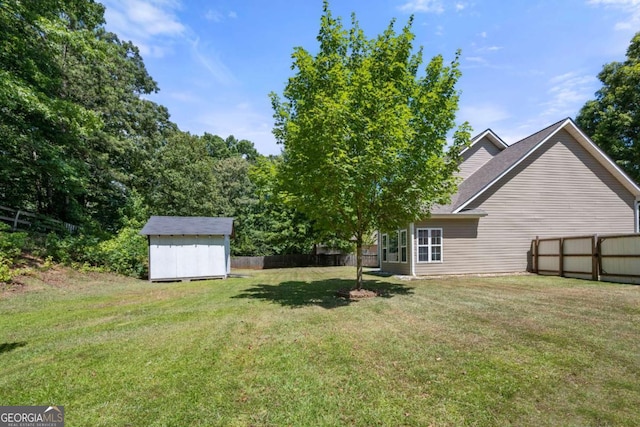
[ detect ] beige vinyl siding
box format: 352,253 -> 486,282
380,227 -> 412,275
415,129 -> 636,275
413,219 -> 482,275
458,138 -> 503,180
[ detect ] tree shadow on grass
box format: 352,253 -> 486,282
0,342 -> 26,355
233,278 -> 414,309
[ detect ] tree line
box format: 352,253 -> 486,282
0,0 -> 329,260
2,0 -> 638,284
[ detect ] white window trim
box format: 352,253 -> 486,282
387,231 -> 399,263
410,223 -> 416,276
416,228 -> 443,263
399,230 -> 407,263
636,201 -> 640,233
381,233 -> 388,263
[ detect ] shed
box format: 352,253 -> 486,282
140,216 -> 234,281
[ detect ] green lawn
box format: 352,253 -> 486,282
1,267 -> 639,426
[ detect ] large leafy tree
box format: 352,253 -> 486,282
0,0 -> 173,230
146,131 -> 221,217
577,32 -> 640,183
271,2 -> 470,288
0,0 -> 99,223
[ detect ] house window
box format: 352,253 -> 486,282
399,230 -> 407,263
636,201 -> 640,233
388,232 -> 398,262
417,228 -> 443,263
382,234 -> 388,262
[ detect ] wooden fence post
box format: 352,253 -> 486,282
559,238 -> 564,277
534,236 -> 539,274
597,236 -> 603,278
592,234 -> 598,281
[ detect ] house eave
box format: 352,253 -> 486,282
430,211 -> 488,219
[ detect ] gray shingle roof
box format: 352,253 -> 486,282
140,216 -> 234,236
451,118 -> 568,212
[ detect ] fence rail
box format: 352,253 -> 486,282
232,254 -> 379,270
532,233 -> 640,284
0,205 -> 78,234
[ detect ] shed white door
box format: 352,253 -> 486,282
149,235 -> 226,280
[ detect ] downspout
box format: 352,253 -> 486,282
410,223 -> 416,276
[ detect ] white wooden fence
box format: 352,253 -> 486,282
0,205 -> 78,234
532,233 -> 640,284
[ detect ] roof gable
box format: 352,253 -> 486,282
140,216 -> 234,236
453,118 -> 640,213
461,129 -> 508,156
459,130 -> 508,180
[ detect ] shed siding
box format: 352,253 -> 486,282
149,235 -> 227,280
414,129 -> 636,275
459,138 -> 503,180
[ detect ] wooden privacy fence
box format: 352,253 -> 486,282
232,254 -> 379,270
532,233 -> 640,284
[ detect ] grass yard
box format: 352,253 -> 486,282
1,266 -> 639,426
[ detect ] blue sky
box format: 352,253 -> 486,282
101,0 -> 640,155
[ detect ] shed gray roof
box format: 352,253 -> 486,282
140,216 -> 234,236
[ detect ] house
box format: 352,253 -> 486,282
140,216 -> 234,281
380,118 -> 640,276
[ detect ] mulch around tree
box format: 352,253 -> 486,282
336,288 -> 378,300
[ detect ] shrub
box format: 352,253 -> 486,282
45,233 -> 101,266
0,223 -> 29,283
0,223 -> 27,261
98,226 -> 148,278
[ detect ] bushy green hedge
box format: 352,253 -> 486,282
0,223 -> 28,282
97,226 -> 148,278
44,226 -> 148,278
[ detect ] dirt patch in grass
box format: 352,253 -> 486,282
336,288 -> 378,299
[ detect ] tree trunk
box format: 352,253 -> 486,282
355,238 -> 363,291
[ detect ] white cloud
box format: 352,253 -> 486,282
168,91 -> 200,103
466,56 -> 488,65
196,103 -> 279,155
399,0 -> 445,14
103,0 -> 237,85
103,0 -> 184,57
455,3 -> 466,11
540,71 -> 598,118
205,9 -> 238,22
459,103 -> 511,129
205,9 -> 223,22
479,31 -> 487,38
189,38 -> 237,86
587,0 -> 640,30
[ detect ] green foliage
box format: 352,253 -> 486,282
98,226 -> 148,278
0,223 -> 28,282
232,156 -> 320,256
577,31 -> 640,183
271,2 -> 470,286
0,0 -> 173,230
203,133 -> 260,162
45,232 -> 101,266
0,223 -> 27,261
